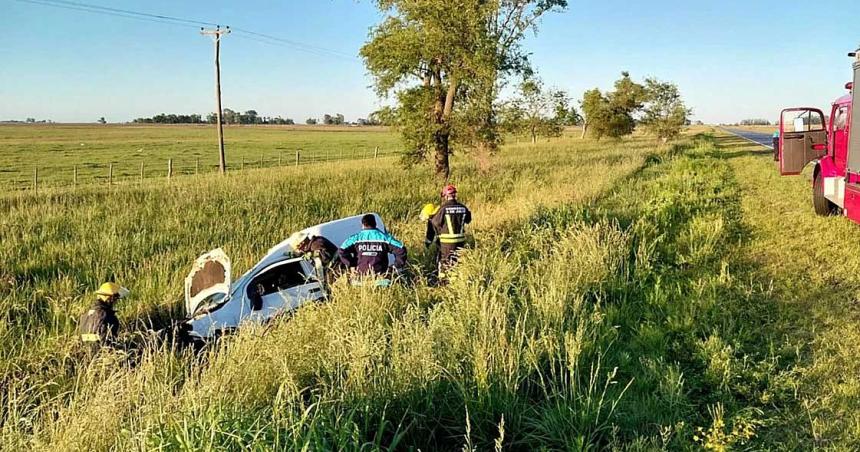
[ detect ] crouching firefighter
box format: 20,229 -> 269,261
78,282 -> 129,350
338,214 -> 407,285
291,232 -> 341,282
430,184 -> 472,279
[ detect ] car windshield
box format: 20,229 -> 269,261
192,291 -> 228,316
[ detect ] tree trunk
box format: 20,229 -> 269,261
581,122 -> 588,139
531,128 -> 537,144
434,129 -> 450,180
430,73 -> 457,180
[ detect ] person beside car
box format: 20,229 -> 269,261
78,282 -> 128,350
430,184 -> 472,278
338,214 -> 407,277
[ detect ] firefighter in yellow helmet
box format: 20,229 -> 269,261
78,282 -> 128,348
420,203 -> 440,249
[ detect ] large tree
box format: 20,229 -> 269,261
361,0 -> 566,179
641,78 -> 691,143
581,72 -> 646,140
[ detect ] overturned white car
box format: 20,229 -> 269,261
180,213 -> 393,342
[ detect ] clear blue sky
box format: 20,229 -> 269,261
1,0 -> 857,124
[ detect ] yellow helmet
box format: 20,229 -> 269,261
419,203 -> 439,221
96,282 -> 129,302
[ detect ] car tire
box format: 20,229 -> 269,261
813,171 -> 837,216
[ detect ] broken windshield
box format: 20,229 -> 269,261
191,292 -> 228,316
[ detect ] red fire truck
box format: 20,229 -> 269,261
779,48 -> 860,224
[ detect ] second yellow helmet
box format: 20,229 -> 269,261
95,282 -> 129,302
419,203 -> 439,221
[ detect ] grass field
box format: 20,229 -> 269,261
0,124 -> 402,189
2,128 -> 860,450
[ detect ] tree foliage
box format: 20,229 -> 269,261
581,72 -> 646,140
640,78 -> 691,143
361,0 -> 567,178
502,78 -> 571,143
322,113 -> 346,125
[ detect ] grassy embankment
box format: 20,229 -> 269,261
0,124 -> 401,189
1,129 -> 859,449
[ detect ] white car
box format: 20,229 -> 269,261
181,213 -> 393,342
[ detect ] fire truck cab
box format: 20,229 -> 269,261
779,48 -> 860,224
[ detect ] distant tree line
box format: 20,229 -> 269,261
133,109 -> 295,125
738,119 -> 772,126
132,109 -> 392,126
495,72 -> 690,145
1,118 -> 54,124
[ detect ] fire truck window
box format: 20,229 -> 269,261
782,110 -> 824,132
835,107 -> 848,131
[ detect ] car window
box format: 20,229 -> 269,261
247,261 -> 308,298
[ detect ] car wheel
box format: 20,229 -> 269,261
813,171 -> 837,216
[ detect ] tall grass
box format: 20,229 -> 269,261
2,130 -> 850,449
1,134 -> 654,449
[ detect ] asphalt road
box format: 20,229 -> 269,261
722,128 -> 775,149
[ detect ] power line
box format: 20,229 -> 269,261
12,0 -> 220,28
232,34 -> 357,61
13,0 -> 358,60
46,0 -> 219,26
230,27 -> 356,60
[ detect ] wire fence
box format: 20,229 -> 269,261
5,147 -> 400,192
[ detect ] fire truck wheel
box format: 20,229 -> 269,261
813,171 -> 837,216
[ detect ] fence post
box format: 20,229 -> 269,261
73,165 -> 78,188
295,150 -> 300,167
374,146 -> 379,159
167,159 -> 173,180
195,158 -> 200,175
33,167 -> 38,192
140,162 -> 144,183
108,164 -> 113,185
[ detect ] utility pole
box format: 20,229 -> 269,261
201,26 -> 230,174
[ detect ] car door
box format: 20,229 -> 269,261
779,108 -> 827,175
184,248 -> 231,317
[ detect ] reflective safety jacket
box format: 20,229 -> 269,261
430,200 -> 472,245
338,228 -> 407,275
78,300 -> 119,344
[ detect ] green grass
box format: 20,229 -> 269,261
0,124 -> 401,189
2,128 -> 860,450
